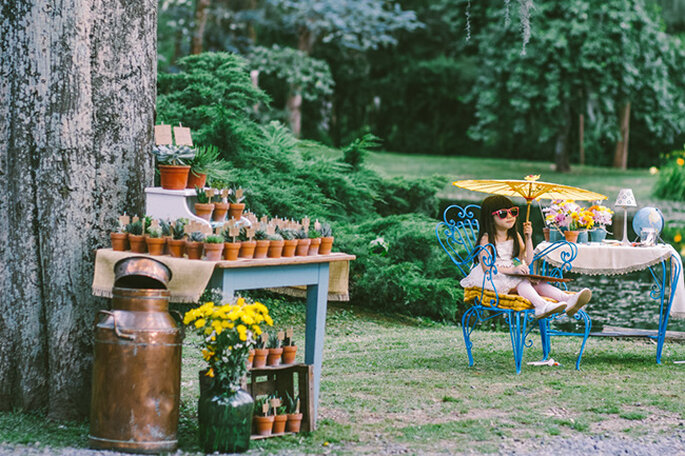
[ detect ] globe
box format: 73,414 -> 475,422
632,207 -> 664,240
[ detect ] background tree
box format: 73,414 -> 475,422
0,0 -> 155,419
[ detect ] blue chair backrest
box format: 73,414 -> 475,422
436,204 -> 482,277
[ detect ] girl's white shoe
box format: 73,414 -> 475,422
565,288 -> 592,316
534,301 -> 566,320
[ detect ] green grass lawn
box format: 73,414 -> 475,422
2,301 -> 684,455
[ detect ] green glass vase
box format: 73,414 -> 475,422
198,374 -> 253,453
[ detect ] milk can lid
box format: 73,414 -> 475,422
113,256 -> 172,290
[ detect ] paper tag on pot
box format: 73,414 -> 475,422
215,226 -> 222,235
154,124 -> 172,145
266,224 -> 276,235
296,398 -> 300,413
261,333 -> 269,344
302,217 -> 310,232
286,327 -> 294,339
235,188 -> 244,200
173,124 -> 193,146
229,225 -> 240,238
314,220 -> 321,231
118,214 -> 130,227
277,330 -> 285,341
149,219 -> 160,231
132,216 -> 139,224
262,403 -> 269,415
270,398 -> 281,409
221,189 -> 229,199
246,226 -> 256,240
205,189 -> 214,199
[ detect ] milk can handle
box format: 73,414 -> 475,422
96,310 -> 135,341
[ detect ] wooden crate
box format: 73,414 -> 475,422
247,363 -> 315,434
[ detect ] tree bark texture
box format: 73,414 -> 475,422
191,0 -> 211,55
0,0 -> 156,420
554,104 -> 571,173
613,102 -> 631,170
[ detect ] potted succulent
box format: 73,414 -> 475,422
266,332 -> 283,366
151,144 -> 195,190
307,228 -> 322,255
252,334 -> 269,369
203,234 -> 225,261
284,392 -> 302,433
211,188 -> 230,222
294,229 -> 311,256
187,145 -> 219,189
282,328 -> 297,365
267,233 -> 284,258
252,396 -> 274,436
319,223 -> 334,254
253,229 -> 270,259
278,228 -> 298,257
238,227 -> 257,259
272,398 -> 288,435
110,218 -> 128,251
185,231 -> 206,260
167,218 -> 187,258
221,226 -> 241,261
183,297 -> 273,453
194,186 -> 214,221
228,187 -> 246,221
145,225 -> 166,256
126,219 -> 147,253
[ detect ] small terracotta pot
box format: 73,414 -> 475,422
254,240 -> 270,259
145,236 -> 166,256
212,202 -> 229,222
159,164 -> 190,190
228,203 -> 245,221
542,227 -> 550,242
282,239 -> 298,257
267,347 -> 283,366
295,238 -> 311,256
286,413 -> 303,433
185,240 -> 203,260
253,415 -> 274,436
282,345 -> 297,364
563,230 -> 579,243
128,234 -> 147,253
253,348 -> 269,368
223,242 -> 241,261
239,240 -> 257,258
319,236 -> 334,255
194,202 -> 214,221
273,414 -> 288,434
110,232 -> 128,251
247,349 -> 255,369
203,242 -> 224,261
308,238 -> 321,255
167,238 -> 185,258
267,240 -> 284,258
186,171 -> 206,189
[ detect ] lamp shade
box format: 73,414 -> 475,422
615,188 -> 637,208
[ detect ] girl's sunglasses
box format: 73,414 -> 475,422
491,207 -> 519,219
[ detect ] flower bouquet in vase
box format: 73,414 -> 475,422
588,203 -> 613,242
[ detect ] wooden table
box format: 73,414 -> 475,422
208,252 -> 356,422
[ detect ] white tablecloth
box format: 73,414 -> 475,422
535,242 -> 685,319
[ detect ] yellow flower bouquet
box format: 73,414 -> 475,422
184,297 -> 273,394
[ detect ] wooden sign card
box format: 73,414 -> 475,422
118,214 -> 130,230
260,215 -> 269,225
286,327 -> 294,340
154,124 -> 172,145
221,189 -> 230,200
277,330 -> 285,342
149,219 -> 161,232
265,224 -> 276,236
173,123 -> 193,146
314,220 -> 321,231
245,226 -> 256,240
302,217 -> 310,233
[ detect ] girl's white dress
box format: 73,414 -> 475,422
459,239 -> 525,294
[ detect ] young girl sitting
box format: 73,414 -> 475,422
460,195 -> 592,319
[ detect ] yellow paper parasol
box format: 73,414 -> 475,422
452,175 -> 607,222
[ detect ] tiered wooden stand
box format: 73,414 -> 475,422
248,363 -> 314,439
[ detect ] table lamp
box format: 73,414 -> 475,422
615,188 -> 637,245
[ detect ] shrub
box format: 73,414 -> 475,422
653,147 -> 685,201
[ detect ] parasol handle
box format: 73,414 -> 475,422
525,201 -> 531,223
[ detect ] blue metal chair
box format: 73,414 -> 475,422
436,204 -> 591,373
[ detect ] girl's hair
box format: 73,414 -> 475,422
474,195 -> 520,262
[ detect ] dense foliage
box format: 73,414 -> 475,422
653,146 -> 685,201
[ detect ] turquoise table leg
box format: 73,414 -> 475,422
305,263 -> 330,424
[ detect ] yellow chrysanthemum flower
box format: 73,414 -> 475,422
677,158 -> 684,166
205,368 -> 214,378
194,318 -> 206,328
675,233 -> 682,243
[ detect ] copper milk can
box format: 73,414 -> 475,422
89,259 -> 183,453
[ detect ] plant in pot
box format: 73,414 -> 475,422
272,397 -> 288,435
183,297 -> 273,453
577,208 -> 595,244
126,219 -> 147,253
186,231 -> 206,260
253,229 -> 270,259
252,333 -> 269,369
319,223 -> 334,254
151,144 -> 195,190
266,331 -> 283,366
307,228 -> 322,255
110,217 -> 129,251
252,396 -> 274,437
203,234 -> 225,261
187,145 -> 219,189
145,225 -> 166,256
238,227 -> 257,258
221,226 -> 242,261
210,185 -> 230,222
194,186 -> 214,221
228,187 -> 246,221
282,327 -> 297,364
167,218 -> 187,258
294,228 -> 311,256
284,391 -> 303,433
589,203 -> 613,242
278,228 -> 298,257
267,232 -> 284,258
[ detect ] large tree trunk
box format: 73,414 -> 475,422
0,0 -> 156,420
554,104 -> 572,173
191,0 -> 211,55
613,102 -> 631,169
284,27 -> 316,137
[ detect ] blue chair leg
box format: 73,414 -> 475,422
539,318 -> 551,361
507,311 -> 528,374
461,306 -> 478,367
574,309 -> 592,370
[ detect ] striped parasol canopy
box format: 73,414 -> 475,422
452,175 -> 607,221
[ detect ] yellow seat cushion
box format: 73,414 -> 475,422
463,287 -> 560,311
